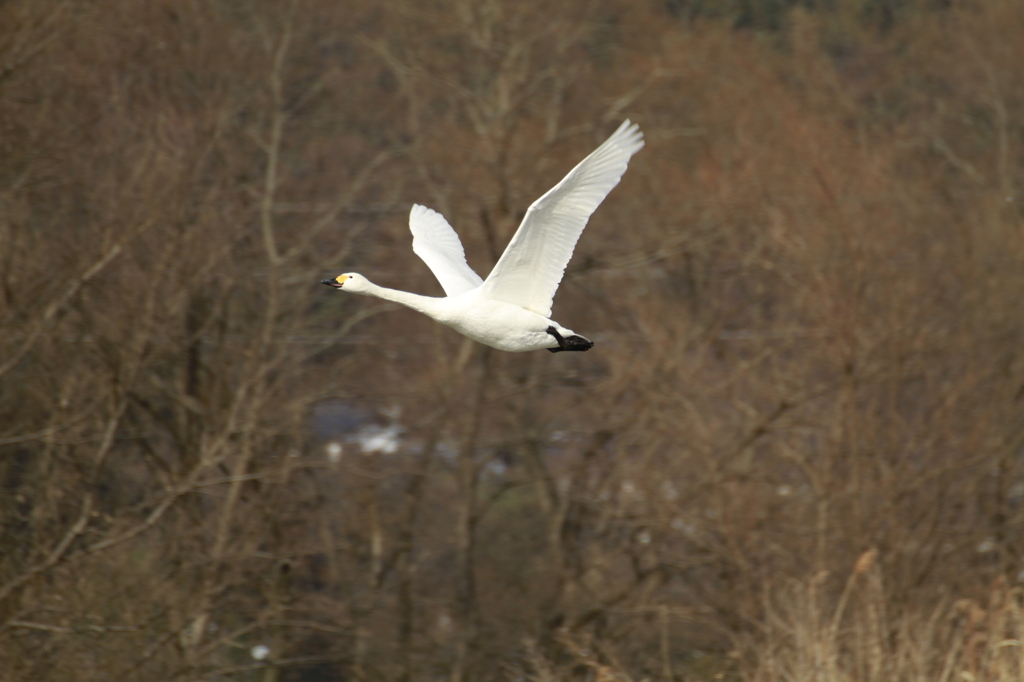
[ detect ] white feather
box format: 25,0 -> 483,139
409,204 -> 483,296
481,120 -> 645,317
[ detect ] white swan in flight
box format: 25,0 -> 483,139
323,120 -> 644,352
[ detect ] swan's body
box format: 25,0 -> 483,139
323,120 -> 644,352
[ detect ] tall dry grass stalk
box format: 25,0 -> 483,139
752,551 -> 1024,682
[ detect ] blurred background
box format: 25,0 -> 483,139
2,0 -> 1024,680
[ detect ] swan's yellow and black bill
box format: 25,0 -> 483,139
321,275 -> 348,288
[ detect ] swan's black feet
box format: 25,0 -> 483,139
546,326 -> 594,353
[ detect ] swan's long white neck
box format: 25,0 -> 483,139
360,280 -> 445,318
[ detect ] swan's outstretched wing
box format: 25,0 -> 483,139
480,120 -> 644,317
409,204 -> 483,297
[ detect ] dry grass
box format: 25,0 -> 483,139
752,552 -> 1024,682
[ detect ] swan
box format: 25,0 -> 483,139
322,120 -> 644,353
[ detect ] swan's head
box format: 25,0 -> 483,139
321,273 -> 369,293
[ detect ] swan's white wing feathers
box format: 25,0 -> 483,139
481,120 -> 644,317
409,204 -> 483,297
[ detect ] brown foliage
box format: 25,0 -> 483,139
2,0 -> 1024,680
